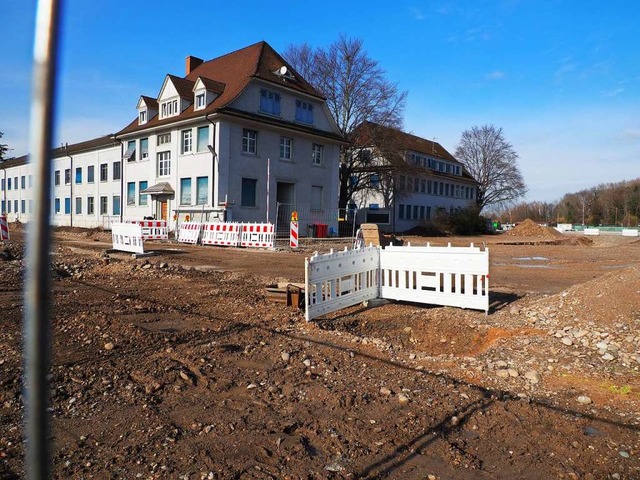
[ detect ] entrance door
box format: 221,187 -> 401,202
276,182 -> 295,205
160,201 -> 168,220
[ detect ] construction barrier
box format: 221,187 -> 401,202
201,222 -> 241,247
111,222 -> 144,254
239,223 -> 275,249
290,221 -> 298,248
584,228 -> 600,236
177,222 -> 202,244
305,246 -> 380,321
125,220 -> 168,240
305,243 -> 490,321
0,215 -> 9,241
622,229 -> 639,237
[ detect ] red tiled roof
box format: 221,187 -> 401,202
196,77 -> 225,94
166,75 -> 195,99
118,41 -> 325,137
140,95 -> 158,110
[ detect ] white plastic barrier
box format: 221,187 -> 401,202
177,222 -> 202,244
125,220 -> 168,240
380,243 -> 489,314
305,246 -> 380,322
201,222 -> 241,246
305,243 -> 490,321
622,229 -> 639,237
583,228 -> 600,236
239,223 -> 275,249
111,222 -> 144,254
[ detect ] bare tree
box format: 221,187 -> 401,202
454,125 -> 526,211
284,36 -> 407,209
0,132 -> 9,162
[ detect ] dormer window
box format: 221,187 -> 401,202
161,99 -> 179,119
139,110 -> 147,125
195,92 -> 206,110
260,89 -> 281,116
295,100 -> 313,124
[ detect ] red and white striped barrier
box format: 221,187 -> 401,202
125,220 -> 168,240
201,222 -> 241,247
177,222 -> 202,244
290,221 -> 298,249
0,215 -> 9,241
240,223 -> 275,249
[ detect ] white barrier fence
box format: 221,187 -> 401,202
125,220 -> 169,240
240,223 -> 275,249
622,229 -> 639,237
305,246 -> 380,321
111,223 -> 145,254
305,244 -> 490,321
177,222 -> 202,244
201,223 -> 241,246
583,228 -> 600,236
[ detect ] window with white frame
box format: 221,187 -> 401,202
100,196 -> 108,215
54,170 -> 60,186
311,144 -> 323,165
87,165 -> 94,183
295,100 -> 313,124
161,99 -> 179,118
113,196 -> 121,216
87,196 -> 94,215
127,182 -> 136,205
75,197 -> 82,215
140,138 -> 149,160
242,129 -> 257,154
181,129 -> 192,154
196,126 -> 208,152
260,89 -> 281,116
64,169 -> 70,185
195,92 -> 206,110
139,109 -> 147,124
157,151 -> 171,177
113,161 -> 121,181
280,137 -> 292,160
157,132 -> 171,145
196,177 -> 208,205
100,163 -> 108,182
139,181 -> 148,205
180,178 -> 191,205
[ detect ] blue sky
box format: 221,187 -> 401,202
2,0 -> 638,202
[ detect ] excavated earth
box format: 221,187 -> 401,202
1,224 -> 639,479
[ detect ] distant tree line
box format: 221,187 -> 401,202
492,178 -> 640,227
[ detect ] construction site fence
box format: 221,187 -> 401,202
274,203 -> 357,240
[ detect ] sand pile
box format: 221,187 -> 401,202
504,218 -> 565,238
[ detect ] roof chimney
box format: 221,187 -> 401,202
186,55 -> 204,75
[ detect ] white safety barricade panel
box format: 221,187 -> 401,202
305,246 -> 380,321
380,244 -> 489,313
622,229 -> 639,237
583,228 -> 600,236
240,223 -> 275,249
112,222 -> 144,254
125,220 -> 168,240
177,222 -> 202,244
201,222 -> 241,246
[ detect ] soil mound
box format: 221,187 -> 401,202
505,218 -> 564,238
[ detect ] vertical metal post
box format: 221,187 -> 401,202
24,0 -> 62,479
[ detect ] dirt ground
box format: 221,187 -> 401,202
1,224 -> 639,479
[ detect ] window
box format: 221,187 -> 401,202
54,198 -> 60,214
180,178 -> 192,205
241,178 -> 257,207
113,196 -> 121,216
414,177 -> 420,192
14,177 -> 17,189
21,176 -> 25,189
124,140 -> 136,162
0,178 -> 4,191
370,174 -> 380,188
139,181 -> 148,205
7,178 -> 11,190
113,161 -> 121,181
420,206 -> 425,219
181,129 -> 192,154
157,151 -> 171,176
75,167 -> 82,184
280,137 -> 292,160
260,89 -> 281,115
426,206 -> 431,219
140,138 -> 149,160
139,110 -> 147,124
196,126 -> 208,152
28,175 -> 33,188
21,200 -> 26,214
445,184 -> 450,197
87,196 -> 94,215
64,197 -> 71,214
100,163 -> 108,182
399,204 -> 405,219
64,169 -> 71,185
195,92 -> 206,109
157,132 -> 171,145
161,99 -> 179,118
428,180 -> 433,194
75,197 -> 82,215
311,186 -> 323,210
295,100 -> 313,124
100,196 -> 108,215
413,205 -> 419,219
196,177 -> 208,205
7,201 -> 10,213
439,182 -> 444,195
87,165 -> 94,183
311,144 -> 323,165
127,182 -> 136,205
242,129 -> 257,154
